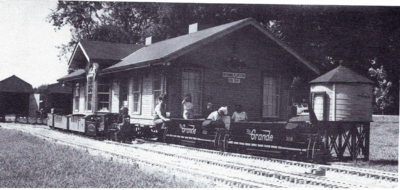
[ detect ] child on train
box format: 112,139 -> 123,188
232,104 -> 248,122
181,94 -> 194,119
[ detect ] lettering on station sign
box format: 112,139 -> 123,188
223,72 -> 245,83
228,78 -> 240,83
223,72 -> 246,78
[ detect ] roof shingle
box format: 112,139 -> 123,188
310,65 -> 374,84
79,40 -> 144,61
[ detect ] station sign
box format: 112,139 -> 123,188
223,72 -> 245,83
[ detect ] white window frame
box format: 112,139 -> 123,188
74,83 -> 80,111
97,79 -> 111,112
119,78 -> 129,109
131,74 -> 142,115
86,76 -> 93,111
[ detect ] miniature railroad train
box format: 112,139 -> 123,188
46,110 -> 330,163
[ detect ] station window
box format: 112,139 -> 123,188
132,74 -> 142,114
86,77 -> 93,111
153,73 -> 164,110
182,68 -> 203,116
97,79 -> 110,112
119,79 -> 129,109
74,83 -> 80,111
262,76 -> 280,117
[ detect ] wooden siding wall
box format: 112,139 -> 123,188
335,83 -> 373,121
167,25 -> 295,121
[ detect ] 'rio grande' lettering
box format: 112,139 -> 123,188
249,129 -> 273,141
179,124 -> 197,134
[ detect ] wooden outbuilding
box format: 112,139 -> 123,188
58,18 -> 320,125
33,83 -> 73,115
0,75 -> 33,120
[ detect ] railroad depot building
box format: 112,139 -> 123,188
58,18 -> 320,125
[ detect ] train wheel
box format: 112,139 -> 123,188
114,131 -> 123,143
213,133 -> 221,150
217,132 -> 224,151
221,134 -> 229,152
162,128 -> 169,143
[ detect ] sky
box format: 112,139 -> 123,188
0,0 -> 71,88
0,0 -> 398,88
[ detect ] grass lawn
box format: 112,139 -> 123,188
342,115 -> 398,173
0,128 -> 215,188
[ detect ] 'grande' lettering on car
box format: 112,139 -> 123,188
249,129 -> 273,141
179,124 -> 197,134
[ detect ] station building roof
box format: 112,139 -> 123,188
101,18 -> 320,75
310,65 -> 374,84
78,40 -> 144,61
0,75 -> 33,93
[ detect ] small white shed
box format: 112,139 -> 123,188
309,66 -> 374,122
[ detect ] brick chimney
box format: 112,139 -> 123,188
188,23 -> 198,34
145,36 -> 152,45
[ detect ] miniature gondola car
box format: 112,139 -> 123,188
162,116 -> 329,163
84,113 -> 119,137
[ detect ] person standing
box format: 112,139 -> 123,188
182,94 -> 194,119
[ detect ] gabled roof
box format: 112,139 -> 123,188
102,18 -> 320,75
310,65 -> 374,84
68,40 -> 144,66
57,69 -> 86,82
0,75 -> 33,93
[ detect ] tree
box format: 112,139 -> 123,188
368,65 -> 395,115
48,3 -> 399,114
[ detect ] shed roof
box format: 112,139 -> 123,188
102,18 -> 320,75
57,69 -> 86,82
310,65 -> 374,84
0,75 -> 33,93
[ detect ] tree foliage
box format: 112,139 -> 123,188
369,65 -> 395,114
48,2 -> 400,114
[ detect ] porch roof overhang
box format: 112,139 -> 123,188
57,69 -> 86,82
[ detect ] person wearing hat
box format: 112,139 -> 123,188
203,106 -> 228,129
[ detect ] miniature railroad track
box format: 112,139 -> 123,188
3,123 -> 398,188
143,139 -> 398,186
107,139 -> 397,188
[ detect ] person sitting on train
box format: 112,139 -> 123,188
232,104 -> 248,122
182,94 -> 194,119
154,96 -> 170,129
207,106 -> 227,121
203,106 -> 228,129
